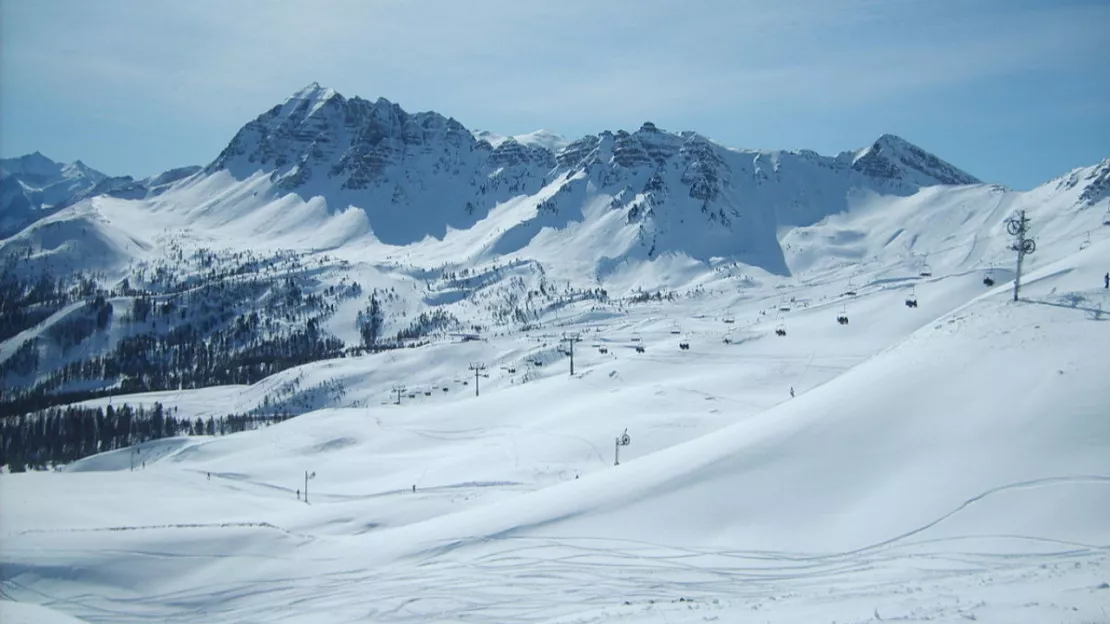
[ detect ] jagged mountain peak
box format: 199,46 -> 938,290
852,133 -> 980,187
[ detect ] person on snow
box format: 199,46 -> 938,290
1104,272 -> 1109,289
789,386 -> 795,398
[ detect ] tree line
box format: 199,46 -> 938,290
0,402 -> 293,472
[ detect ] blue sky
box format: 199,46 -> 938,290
1,0 -> 1106,189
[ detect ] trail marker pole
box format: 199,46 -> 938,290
304,470 -> 316,504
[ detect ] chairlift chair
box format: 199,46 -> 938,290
679,341 -> 690,350
919,264 -> 932,277
598,346 -> 608,354
634,345 -> 645,353
723,314 -> 735,324
1080,232 -> 1092,251
904,286 -> 919,308
774,317 -> 787,336
836,305 -> 849,325
1103,207 -> 1110,226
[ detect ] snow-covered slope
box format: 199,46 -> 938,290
2,235 -> 1107,623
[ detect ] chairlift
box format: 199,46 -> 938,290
442,386 -> 449,392
774,317 -> 787,337
679,342 -> 690,350
1103,206 -> 1110,226
598,347 -> 608,354
424,390 -> 432,396
723,314 -> 735,324
904,286 -> 918,308
844,277 -> 858,297
1079,231 -> 1091,251
836,304 -> 849,325
919,264 -> 932,278
635,345 -> 645,353
983,269 -> 995,287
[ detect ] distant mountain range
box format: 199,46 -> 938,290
0,152 -> 201,239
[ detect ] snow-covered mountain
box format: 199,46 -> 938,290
2,83 -> 1109,623
0,153 -> 205,240
0,153 -> 107,238
189,83 -> 985,273
1,82 -> 1107,414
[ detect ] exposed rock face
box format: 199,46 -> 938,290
1077,159 -> 1110,205
851,134 -> 981,187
